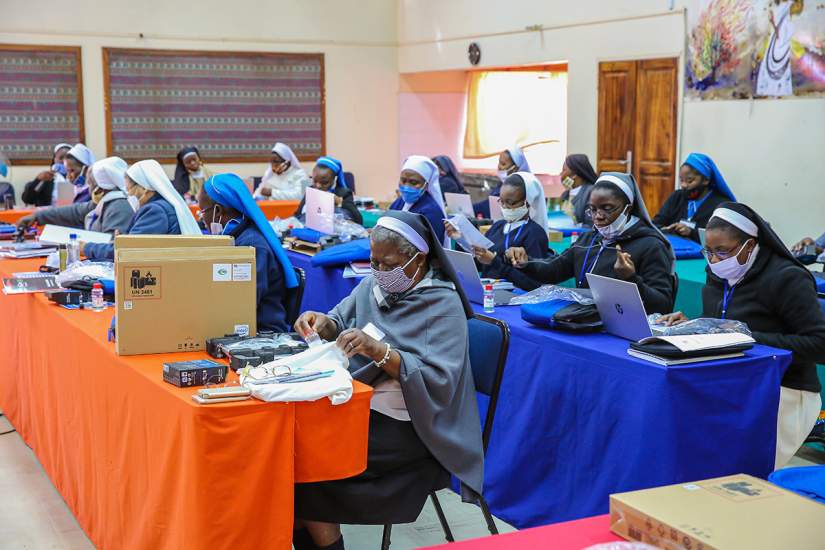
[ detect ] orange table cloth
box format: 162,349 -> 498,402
0,207 -> 34,225
189,200 -> 299,221
0,258 -> 371,550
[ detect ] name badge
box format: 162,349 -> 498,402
679,219 -> 697,230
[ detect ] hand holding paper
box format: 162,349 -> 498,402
447,214 -> 494,252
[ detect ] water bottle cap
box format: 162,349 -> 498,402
484,284 -> 493,290
93,282 -> 103,288
69,233 -> 77,239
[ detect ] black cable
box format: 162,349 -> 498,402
0,429 -> 15,436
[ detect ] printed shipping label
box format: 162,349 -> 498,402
232,263 -> 252,282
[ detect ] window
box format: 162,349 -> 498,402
462,67 -> 567,174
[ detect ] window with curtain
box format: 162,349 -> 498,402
463,67 -> 567,174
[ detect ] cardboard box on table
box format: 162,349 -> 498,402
115,246 -> 257,356
609,474 -> 825,550
114,234 -> 234,250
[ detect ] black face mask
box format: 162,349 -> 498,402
686,184 -> 708,201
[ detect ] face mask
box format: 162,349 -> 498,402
595,205 -> 630,242
52,162 -> 67,176
0,164 -> 8,178
73,173 -> 86,187
91,188 -> 106,204
372,253 -> 420,294
686,185 -> 707,200
708,241 -> 758,283
209,208 -> 223,235
127,195 -> 140,211
399,185 -> 425,204
501,204 -> 529,223
562,176 -> 576,189
497,167 -> 516,182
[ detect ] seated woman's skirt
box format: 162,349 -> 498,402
295,411 -> 448,524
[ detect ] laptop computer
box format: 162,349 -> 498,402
443,248 -> 514,306
585,273 -> 652,341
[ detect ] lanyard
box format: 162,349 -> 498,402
578,238 -> 607,287
687,192 -> 711,221
721,282 -> 736,319
504,223 -> 526,251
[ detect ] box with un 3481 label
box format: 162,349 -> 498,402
114,246 -> 257,355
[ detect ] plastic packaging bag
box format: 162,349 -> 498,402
222,334 -> 305,353
271,216 -> 304,237
56,261 -> 115,288
509,284 -> 594,306
647,314 -> 752,337
334,215 -> 369,241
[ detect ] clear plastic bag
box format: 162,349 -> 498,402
56,261 -> 115,288
270,216 -> 304,237
334,215 -> 369,241
508,284 -> 594,306
222,334 -> 304,353
647,314 -> 752,337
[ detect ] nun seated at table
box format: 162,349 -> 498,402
653,153 -> 736,243
389,156 -> 448,244
432,154 -> 467,197
254,142 -> 311,201
658,203 -> 825,469
507,173 -> 676,314
473,145 -> 531,219
294,156 -> 362,225
292,210 -> 483,550
445,172 -> 549,291
16,157 -> 134,236
559,153 -> 598,228
198,173 -> 298,332
64,143 -> 96,204
83,160 -> 202,261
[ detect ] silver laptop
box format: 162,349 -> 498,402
443,248 -> 514,306
585,273 -> 652,341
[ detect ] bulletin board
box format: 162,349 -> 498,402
103,48 -> 325,162
0,44 -> 84,164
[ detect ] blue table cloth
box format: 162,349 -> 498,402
287,250 -> 361,314
472,303 -> 791,529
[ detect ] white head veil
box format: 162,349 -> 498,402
513,172 -> 548,233
261,142 -> 308,184
126,160 -> 201,235
507,145 -> 531,172
66,143 -> 95,166
91,157 -> 128,191
401,155 -> 446,216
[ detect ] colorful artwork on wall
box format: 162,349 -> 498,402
686,0 -> 825,99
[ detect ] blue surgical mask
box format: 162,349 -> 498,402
52,162 -> 67,176
0,163 -> 7,178
73,174 -> 86,187
399,185 -> 425,205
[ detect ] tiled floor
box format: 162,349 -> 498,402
1,410 -> 821,550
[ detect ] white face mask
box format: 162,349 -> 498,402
708,241 -> 759,284
501,204 -> 529,223
595,205 -> 630,242
209,208 -> 223,235
497,166 -> 516,182
127,195 -> 140,212
562,176 -> 576,189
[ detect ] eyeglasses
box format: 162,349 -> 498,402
702,240 -> 752,261
585,204 -> 622,216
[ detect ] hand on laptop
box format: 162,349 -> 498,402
656,312 -> 689,327
614,245 -> 636,279
505,247 -> 528,268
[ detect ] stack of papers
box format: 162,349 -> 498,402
0,242 -> 58,259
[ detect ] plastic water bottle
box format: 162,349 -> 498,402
483,283 -> 495,313
68,233 -> 79,264
91,282 -> 105,312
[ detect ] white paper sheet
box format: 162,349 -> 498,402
39,224 -> 112,245
305,187 -> 335,234
448,214 -> 494,252
444,193 -> 475,218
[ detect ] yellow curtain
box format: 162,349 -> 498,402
463,70 -> 567,159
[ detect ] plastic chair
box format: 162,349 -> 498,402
283,267 -> 306,326
380,313 -> 510,549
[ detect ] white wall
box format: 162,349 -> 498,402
2,0 -> 399,199
397,0 -> 825,242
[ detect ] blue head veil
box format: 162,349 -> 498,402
316,156 -> 346,190
204,173 -> 298,289
683,153 -> 736,201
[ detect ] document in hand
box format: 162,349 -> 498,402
39,224 -> 112,245
447,214 -> 494,252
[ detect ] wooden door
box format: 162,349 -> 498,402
597,58 -> 678,216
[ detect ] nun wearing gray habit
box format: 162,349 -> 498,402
293,210 -> 483,530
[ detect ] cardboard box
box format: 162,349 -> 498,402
114,234 -> 234,250
115,246 -> 257,355
610,474 -> 825,550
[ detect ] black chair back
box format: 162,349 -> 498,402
467,314 -> 510,452
284,267 -> 306,326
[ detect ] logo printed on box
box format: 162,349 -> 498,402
213,263 -> 232,282
124,267 -> 161,299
